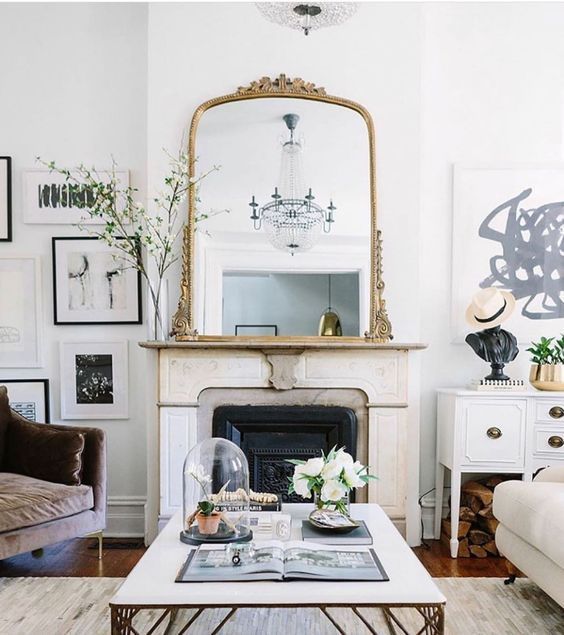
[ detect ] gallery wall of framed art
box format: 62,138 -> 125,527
0,378 -> 50,422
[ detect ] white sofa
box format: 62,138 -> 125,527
494,466 -> 564,607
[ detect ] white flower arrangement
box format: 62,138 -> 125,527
287,446 -> 376,515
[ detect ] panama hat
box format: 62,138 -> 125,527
465,287 -> 516,329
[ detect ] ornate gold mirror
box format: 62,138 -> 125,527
172,75 -> 392,342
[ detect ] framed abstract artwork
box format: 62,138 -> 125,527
452,164 -> 564,343
60,341 -> 128,419
52,237 -> 142,325
0,379 -> 50,422
0,257 -> 42,367
23,168 -> 129,225
0,157 -> 12,241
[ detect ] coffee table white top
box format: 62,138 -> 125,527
111,504 -> 445,607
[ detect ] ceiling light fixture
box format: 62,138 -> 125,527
256,3 -> 358,36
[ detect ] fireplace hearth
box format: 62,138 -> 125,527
212,405 -> 357,503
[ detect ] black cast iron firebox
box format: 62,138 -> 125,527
212,405 -> 357,503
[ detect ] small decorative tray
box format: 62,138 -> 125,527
308,510 -> 360,534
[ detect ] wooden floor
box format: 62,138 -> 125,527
0,537 -> 511,578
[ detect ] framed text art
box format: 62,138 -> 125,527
0,379 -> 50,422
0,257 -> 42,367
0,157 -> 12,241
52,237 -> 142,325
23,168 -> 129,225
452,164 -> 564,343
60,341 -> 128,420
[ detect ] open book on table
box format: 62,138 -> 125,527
176,540 -> 389,583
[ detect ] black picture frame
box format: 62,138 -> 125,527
52,236 -> 142,325
0,156 -> 12,242
235,324 -> 278,336
0,378 -> 50,422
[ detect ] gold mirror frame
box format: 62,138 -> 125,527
171,74 -> 393,342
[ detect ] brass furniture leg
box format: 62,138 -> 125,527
86,530 -> 103,560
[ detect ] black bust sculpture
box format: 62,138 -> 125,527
465,287 -> 519,381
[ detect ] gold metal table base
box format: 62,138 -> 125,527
110,603 -> 445,635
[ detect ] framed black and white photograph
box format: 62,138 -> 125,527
235,324 -> 278,336
60,341 -> 128,419
0,379 -> 50,422
52,237 -> 142,325
452,164 -> 564,343
23,168 -> 129,225
0,257 -> 42,367
0,157 -> 12,241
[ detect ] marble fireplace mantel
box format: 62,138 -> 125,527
140,340 -> 426,546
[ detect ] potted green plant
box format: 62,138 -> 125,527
527,335 -> 564,391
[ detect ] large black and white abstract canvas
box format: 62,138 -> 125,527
0,157 -> 12,241
452,164 -> 564,342
23,168 -> 129,224
53,237 -> 141,324
60,341 -> 128,419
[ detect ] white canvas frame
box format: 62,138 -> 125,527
0,379 -> 49,422
0,256 -> 42,367
60,341 -> 128,420
0,157 -> 11,240
23,168 -> 129,224
452,163 -> 564,343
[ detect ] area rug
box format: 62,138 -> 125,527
0,577 -> 563,634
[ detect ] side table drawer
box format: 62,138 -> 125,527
534,428 -> 564,455
535,400 -> 564,423
461,400 -> 526,467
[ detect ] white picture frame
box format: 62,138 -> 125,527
52,237 -> 142,325
452,163 -> 564,343
0,379 -> 50,422
0,257 -> 42,367
23,168 -> 129,225
60,341 -> 128,420
0,157 -> 11,241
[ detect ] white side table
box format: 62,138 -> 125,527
434,388 -> 564,557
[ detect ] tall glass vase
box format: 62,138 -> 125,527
147,279 -> 169,341
313,491 -> 350,517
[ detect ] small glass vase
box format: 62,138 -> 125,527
313,490 -> 351,517
147,279 -> 169,342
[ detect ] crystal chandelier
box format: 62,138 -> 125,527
256,3 -> 358,36
249,113 -> 336,256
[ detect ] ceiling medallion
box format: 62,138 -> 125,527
256,3 -> 358,36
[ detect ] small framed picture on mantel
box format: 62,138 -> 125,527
0,157 -> 12,241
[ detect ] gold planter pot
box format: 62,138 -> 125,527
529,364 -> 564,391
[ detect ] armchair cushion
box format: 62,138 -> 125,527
4,417 -> 85,486
0,386 -> 12,468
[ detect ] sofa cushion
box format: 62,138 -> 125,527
0,386 -> 12,469
0,472 -> 94,533
4,417 -> 85,486
494,479 -> 564,569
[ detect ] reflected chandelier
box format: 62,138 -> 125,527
256,3 -> 358,36
249,113 -> 336,256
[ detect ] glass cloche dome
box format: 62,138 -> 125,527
180,438 -> 253,545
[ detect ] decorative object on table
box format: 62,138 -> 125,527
256,3 -> 359,36
0,379 -> 50,422
0,257 -> 42,368
235,324 -> 278,336
452,164 -> 564,344
59,341 -> 128,419
213,487 -> 281,512
39,152 -> 226,341
22,168 -> 129,225
469,378 -> 526,392
287,446 -> 375,526
0,157 -> 12,241
52,237 -> 142,325
318,274 -> 342,336
181,438 -> 253,545
249,113 -> 336,255
301,518 -> 373,545
527,334 -> 564,391
465,287 -> 519,381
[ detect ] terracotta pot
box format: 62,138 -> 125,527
530,364 -> 564,391
196,511 -> 222,535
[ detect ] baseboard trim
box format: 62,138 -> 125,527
420,491 -> 448,539
106,496 -> 146,538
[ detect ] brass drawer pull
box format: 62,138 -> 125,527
548,435 -> 564,449
487,427 -> 502,439
549,406 -> 564,419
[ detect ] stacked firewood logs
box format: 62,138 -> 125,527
442,475 -> 514,558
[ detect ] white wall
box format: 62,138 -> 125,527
0,3 -> 148,535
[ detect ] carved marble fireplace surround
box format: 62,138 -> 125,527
141,341 -> 424,546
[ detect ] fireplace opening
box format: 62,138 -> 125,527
212,405 -> 357,503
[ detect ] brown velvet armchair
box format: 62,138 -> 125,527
0,386 -> 106,560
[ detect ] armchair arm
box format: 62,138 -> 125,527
533,466 -> 564,483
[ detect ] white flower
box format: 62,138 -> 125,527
292,469 -> 312,499
321,479 -> 348,503
343,461 -> 366,488
321,459 -> 343,480
335,449 -> 354,465
187,463 -> 211,484
300,457 -> 324,477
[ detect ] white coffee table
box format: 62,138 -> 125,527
110,504 -> 445,634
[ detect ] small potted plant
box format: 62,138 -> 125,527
528,335 -> 564,391
186,464 -> 224,535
